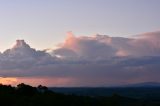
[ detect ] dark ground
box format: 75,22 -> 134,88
0,83 -> 160,106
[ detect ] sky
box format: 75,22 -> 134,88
0,0 -> 160,51
0,0 -> 160,87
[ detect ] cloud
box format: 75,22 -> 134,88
53,32 -> 117,60
0,31 -> 160,86
53,31 -> 160,58
5,56 -> 159,86
0,40 -> 56,70
0,77 -> 17,85
128,31 -> 160,56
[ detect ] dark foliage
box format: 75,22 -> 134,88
0,83 -> 159,106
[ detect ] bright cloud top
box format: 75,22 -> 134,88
0,31 -> 160,86
53,31 -> 160,58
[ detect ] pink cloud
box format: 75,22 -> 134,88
12,77 -> 75,87
0,31 -> 160,86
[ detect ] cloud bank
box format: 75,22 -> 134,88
0,31 -> 160,86
53,31 -> 160,58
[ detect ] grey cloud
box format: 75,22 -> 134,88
1,56 -> 160,86
0,40 -> 56,70
0,31 -> 160,86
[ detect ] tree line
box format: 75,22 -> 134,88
0,83 -> 159,106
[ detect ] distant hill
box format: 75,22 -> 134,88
51,82 -> 160,99
122,82 -> 160,87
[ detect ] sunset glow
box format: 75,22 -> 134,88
0,77 -> 17,85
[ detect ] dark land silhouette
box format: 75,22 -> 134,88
0,83 -> 160,106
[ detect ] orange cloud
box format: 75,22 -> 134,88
0,77 -> 17,85
15,77 -> 75,87
0,76 -> 76,87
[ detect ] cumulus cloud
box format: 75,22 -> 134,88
53,32 -> 117,60
53,31 -> 160,58
0,40 -> 56,70
128,31 -> 160,56
0,31 -> 160,86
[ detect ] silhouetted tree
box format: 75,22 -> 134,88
37,85 -> 48,93
16,83 -> 38,96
